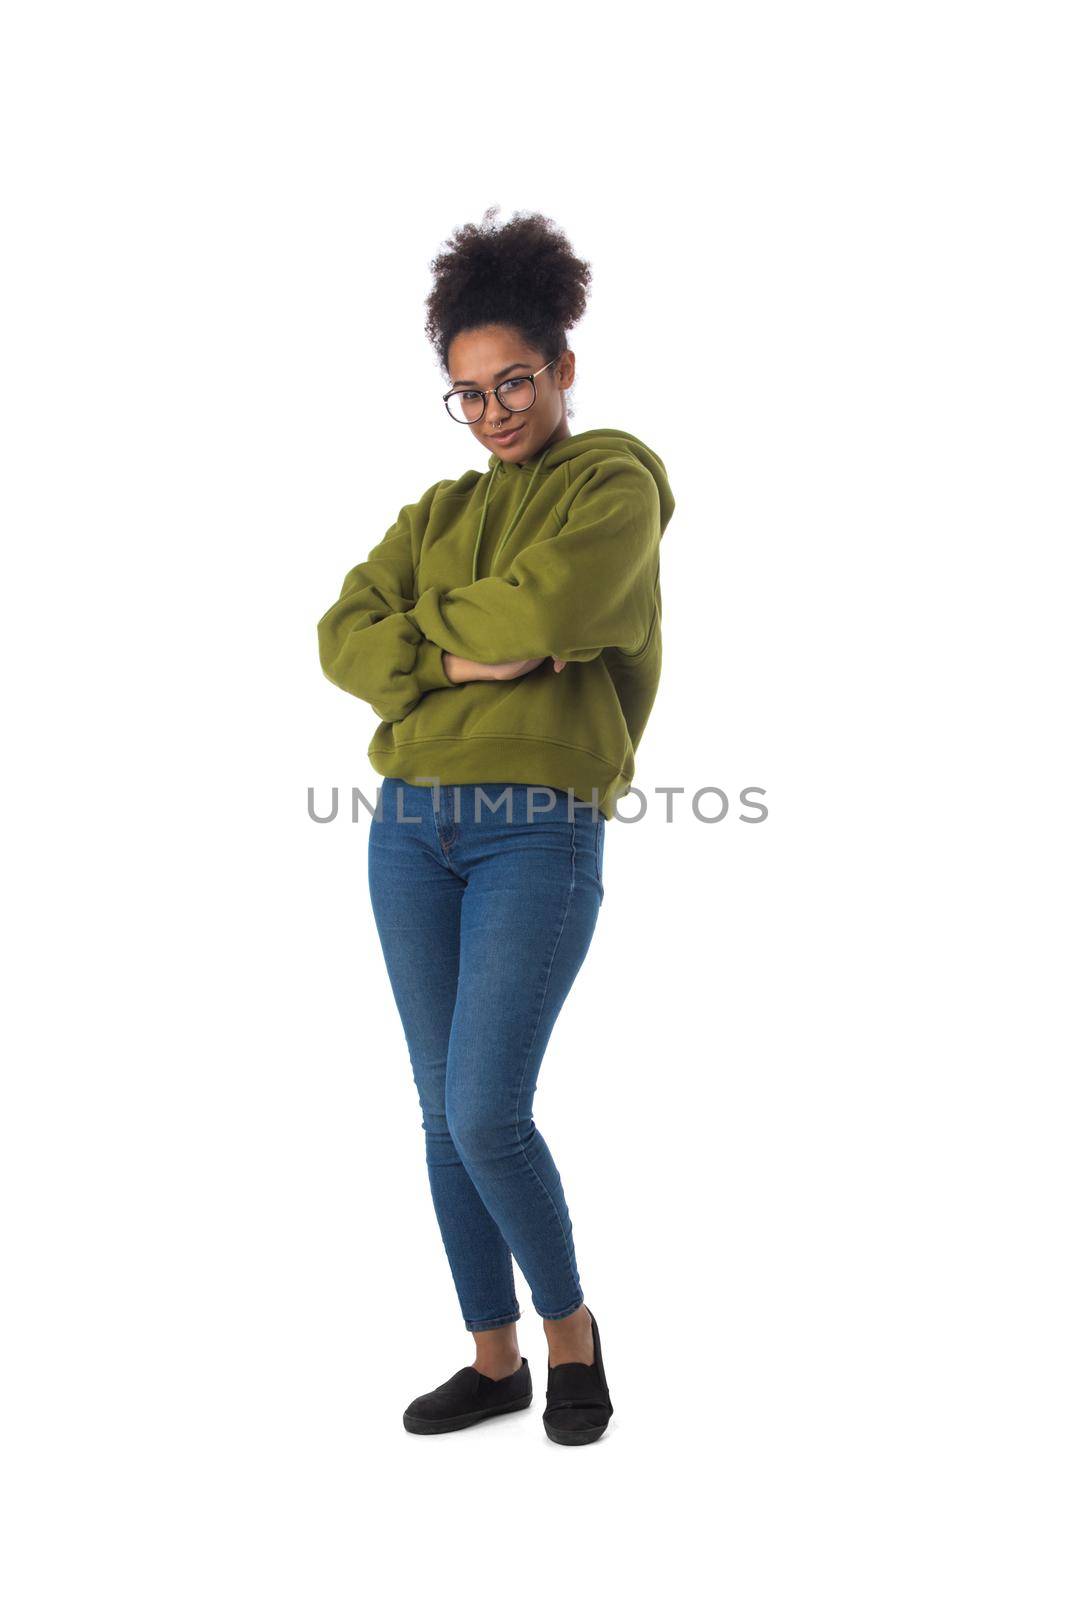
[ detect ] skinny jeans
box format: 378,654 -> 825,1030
367,778 -> 606,1331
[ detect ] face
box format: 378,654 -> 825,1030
446,324 -> 575,465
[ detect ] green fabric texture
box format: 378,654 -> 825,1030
317,427 -> 675,820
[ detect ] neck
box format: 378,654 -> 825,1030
542,417 -> 571,449
503,418 -> 571,471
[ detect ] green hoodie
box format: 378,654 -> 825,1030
317,427 -> 675,819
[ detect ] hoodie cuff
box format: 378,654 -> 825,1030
412,636 -> 458,694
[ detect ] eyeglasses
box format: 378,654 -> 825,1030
443,354 -> 563,424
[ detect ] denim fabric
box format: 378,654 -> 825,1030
367,778 -> 605,1331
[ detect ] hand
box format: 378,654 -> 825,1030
443,653 -> 564,683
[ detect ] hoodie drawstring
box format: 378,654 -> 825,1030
470,448 -> 549,584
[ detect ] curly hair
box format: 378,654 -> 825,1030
424,206 -> 592,415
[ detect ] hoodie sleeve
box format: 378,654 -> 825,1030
317,486 -> 462,722
407,456 -> 660,665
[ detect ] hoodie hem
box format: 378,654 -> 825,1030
366,733 -> 631,820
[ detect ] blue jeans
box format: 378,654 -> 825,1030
367,778 -> 606,1331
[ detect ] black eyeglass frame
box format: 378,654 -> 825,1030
442,353 -> 564,424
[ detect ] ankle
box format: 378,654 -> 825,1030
473,1354 -> 523,1380
543,1304 -> 594,1366
471,1327 -> 522,1381
543,1304 -> 592,1337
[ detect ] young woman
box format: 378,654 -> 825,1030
317,207 -> 674,1444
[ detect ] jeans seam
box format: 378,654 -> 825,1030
540,1293 -> 586,1321
465,1308 -> 522,1332
510,819 -> 581,1309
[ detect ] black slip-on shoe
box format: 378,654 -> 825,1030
543,1307 -> 614,1445
403,1356 -> 533,1434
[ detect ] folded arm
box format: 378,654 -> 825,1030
408,457 -> 661,666
317,485 -> 461,722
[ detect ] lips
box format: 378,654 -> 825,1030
490,424 -> 525,445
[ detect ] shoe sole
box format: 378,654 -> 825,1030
403,1392 -> 533,1434
543,1415 -> 610,1445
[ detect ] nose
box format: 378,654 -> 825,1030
484,392 -> 514,428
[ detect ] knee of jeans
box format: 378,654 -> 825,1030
410,1056 -> 446,1110
446,1106 -> 510,1165
420,1108 -> 451,1141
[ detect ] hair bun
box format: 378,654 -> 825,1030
425,205 -> 592,378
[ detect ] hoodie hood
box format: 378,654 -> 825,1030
495,427 -> 675,539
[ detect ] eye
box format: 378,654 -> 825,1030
499,377 -> 529,395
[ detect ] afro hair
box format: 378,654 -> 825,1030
425,206 -> 592,413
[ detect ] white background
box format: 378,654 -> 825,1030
2,3 -> 1064,1596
